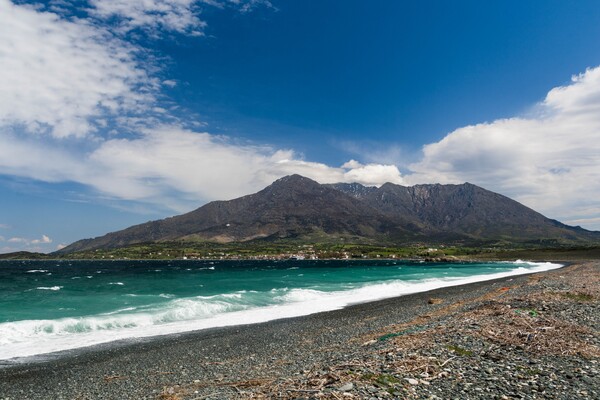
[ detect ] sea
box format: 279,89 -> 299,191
0,259 -> 563,362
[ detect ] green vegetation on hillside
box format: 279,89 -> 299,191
2,241 -> 599,261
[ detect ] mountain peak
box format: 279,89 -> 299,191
273,174 -> 317,185
57,175 -> 599,254
269,174 -> 322,191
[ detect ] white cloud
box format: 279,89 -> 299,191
31,235 -> 53,244
407,67 -> 600,230
5,234 -> 51,246
339,161 -> 403,186
0,0 -> 153,138
0,131 -> 91,184
89,0 -> 274,35
163,80 -> 178,88
1,235 -> 53,253
0,125 -> 402,211
90,0 -> 207,35
87,126 -> 403,205
2,1 -> 599,234
564,216 -> 600,227
232,0 -> 275,13
0,0 -> 404,214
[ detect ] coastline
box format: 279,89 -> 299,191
1,261 -> 598,399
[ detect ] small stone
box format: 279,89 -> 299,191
339,383 -> 354,392
406,378 -> 419,385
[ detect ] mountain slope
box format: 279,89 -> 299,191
59,175 -> 422,253
330,181 -> 598,243
59,175 -> 599,254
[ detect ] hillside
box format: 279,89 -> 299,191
58,175 -> 599,254
328,181 -> 597,243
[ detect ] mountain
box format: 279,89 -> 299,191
59,175 -> 422,253
328,182 -> 598,243
58,175 -> 599,253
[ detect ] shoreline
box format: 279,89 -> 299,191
0,260 -> 564,364
2,261 -> 597,399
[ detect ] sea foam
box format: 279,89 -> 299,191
0,260 -> 562,361
28,286 -> 63,291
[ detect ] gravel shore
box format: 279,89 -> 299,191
1,261 -> 598,399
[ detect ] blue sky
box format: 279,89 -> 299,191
2,0 -> 600,253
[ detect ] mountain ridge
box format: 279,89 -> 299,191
57,175 -> 599,254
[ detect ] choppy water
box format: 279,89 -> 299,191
0,259 -> 562,361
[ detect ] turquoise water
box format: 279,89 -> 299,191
0,259 -> 562,360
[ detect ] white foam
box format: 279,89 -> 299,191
26,270 -> 48,273
0,260 -> 563,361
108,282 -> 125,286
28,286 -> 63,291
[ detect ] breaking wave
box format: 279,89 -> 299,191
0,260 -> 562,361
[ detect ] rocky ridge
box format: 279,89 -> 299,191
58,175 -> 600,254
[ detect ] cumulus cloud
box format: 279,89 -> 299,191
340,161 -> 403,186
0,0 -> 155,138
87,126 -> 401,202
2,0 -> 599,234
1,235 -> 53,253
31,235 -> 53,244
406,67 -> 600,229
0,1 -> 401,214
87,127 -> 402,203
0,125 -> 403,211
0,0 -> 275,141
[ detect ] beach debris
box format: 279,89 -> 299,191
145,262 -> 600,399
446,345 -> 473,356
515,308 -> 539,317
428,297 -> 443,304
377,325 -> 425,342
159,385 -> 183,400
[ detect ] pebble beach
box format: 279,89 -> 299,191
1,261 -> 598,399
